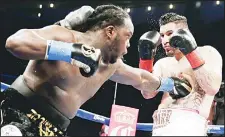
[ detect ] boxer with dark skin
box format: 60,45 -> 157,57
1,6 -> 191,136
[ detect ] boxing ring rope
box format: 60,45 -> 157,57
1,81 -> 224,134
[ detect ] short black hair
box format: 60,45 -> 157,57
79,4 -> 130,31
159,12 -> 188,27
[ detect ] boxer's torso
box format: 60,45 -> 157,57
156,46 -> 214,118
22,60 -> 117,118
151,46 -> 215,135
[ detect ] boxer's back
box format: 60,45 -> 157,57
22,48 -> 117,119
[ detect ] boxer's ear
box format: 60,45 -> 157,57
104,25 -> 117,40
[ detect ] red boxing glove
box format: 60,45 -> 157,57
139,59 -> 154,72
138,31 -> 161,72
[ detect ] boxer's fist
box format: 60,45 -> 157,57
57,6 -> 94,30
46,40 -> 100,77
71,44 -> 101,77
169,77 -> 192,99
138,31 -> 161,60
169,28 -> 197,55
169,29 -> 205,69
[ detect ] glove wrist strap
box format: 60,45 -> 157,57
139,59 -> 154,72
45,40 -> 72,63
185,49 -> 205,69
156,77 -> 174,92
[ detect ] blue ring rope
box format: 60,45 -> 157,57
0,81 -> 224,134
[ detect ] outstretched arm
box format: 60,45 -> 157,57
110,59 -> 161,93
110,59 -> 192,99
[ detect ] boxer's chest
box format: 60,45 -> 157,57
161,57 -> 205,110
29,60 -> 115,95
161,57 -> 194,79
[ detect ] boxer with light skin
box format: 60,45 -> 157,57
1,6 -> 191,136
138,13 -> 223,136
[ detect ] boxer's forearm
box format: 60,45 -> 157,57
133,69 -> 161,92
194,65 -> 222,95
188,46 -> 222,95
5,29 -> 47,60
110,60 -> 161,93
5,25 -> 75,60
140,90 -> 158,99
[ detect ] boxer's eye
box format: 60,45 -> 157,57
127,34 -> 131,39
167,33 -> 172,36
166,31 -> 173,36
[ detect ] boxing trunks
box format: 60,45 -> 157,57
0,75 -> 70,136
152,108 -> 208,136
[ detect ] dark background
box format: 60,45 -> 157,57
1,0 -> 224,136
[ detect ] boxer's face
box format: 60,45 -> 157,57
102,18 -> 134,64
160,22 -> 183,56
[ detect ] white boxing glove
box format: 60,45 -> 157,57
59,6 -> 94,29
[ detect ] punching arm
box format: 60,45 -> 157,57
110,59 -> 192,100
110,59 -> 161,93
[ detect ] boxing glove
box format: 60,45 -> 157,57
138,31 -> 161,72
54,6 -> 94,30
45,40 -> 100,77
157,77 -> 191,99
169,28 -> 205,69
168,77 -> 192,99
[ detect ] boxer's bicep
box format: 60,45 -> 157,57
33,25 -> 75,42
202,46 -> 222,75
194,46 -> 223,95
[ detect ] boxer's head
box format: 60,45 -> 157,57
159,13 -> 189,57
84,5 -> 134,64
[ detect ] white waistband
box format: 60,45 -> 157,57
152,108 -> 208,136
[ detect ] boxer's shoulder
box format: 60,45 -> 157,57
42,25 -> 77,43
51,25 -> 85,43
197,45 -> 218,54
197,45 -> 222,61
67,29 -> 84,43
